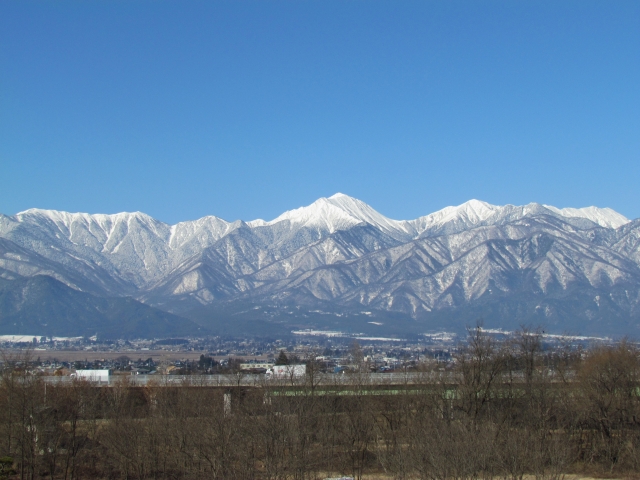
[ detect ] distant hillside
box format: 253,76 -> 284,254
0,275 -> 207,339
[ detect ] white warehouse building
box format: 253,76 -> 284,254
71,369 -> 111,382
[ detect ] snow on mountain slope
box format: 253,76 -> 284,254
609,220 -> 640,263
169,216 -> 232,249
15,209 -> 170,248
408,200 -> 501,237
247,223 -> 640,317
543,205 -> 629,229
3,209 -> 236,290
0,235 -> 131,295
409,201 -> 629,238
9,209 -> 173,287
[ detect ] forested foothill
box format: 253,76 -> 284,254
1,328 -> 640,479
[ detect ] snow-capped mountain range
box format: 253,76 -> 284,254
1,194 -> 639,337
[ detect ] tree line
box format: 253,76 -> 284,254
1,327 -> 639,479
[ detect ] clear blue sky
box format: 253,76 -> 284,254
1,1 -> 639,224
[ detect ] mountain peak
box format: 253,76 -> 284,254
262,194 -> 412,238
455,199 -> 498,218
266,196 -> 367,233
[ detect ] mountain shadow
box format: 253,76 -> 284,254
0,275 -> 207,339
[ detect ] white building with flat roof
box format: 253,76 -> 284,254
71,370 -> 111,382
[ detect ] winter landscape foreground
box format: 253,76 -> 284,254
2,329 -> 640,479
1,193 -> 640,339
